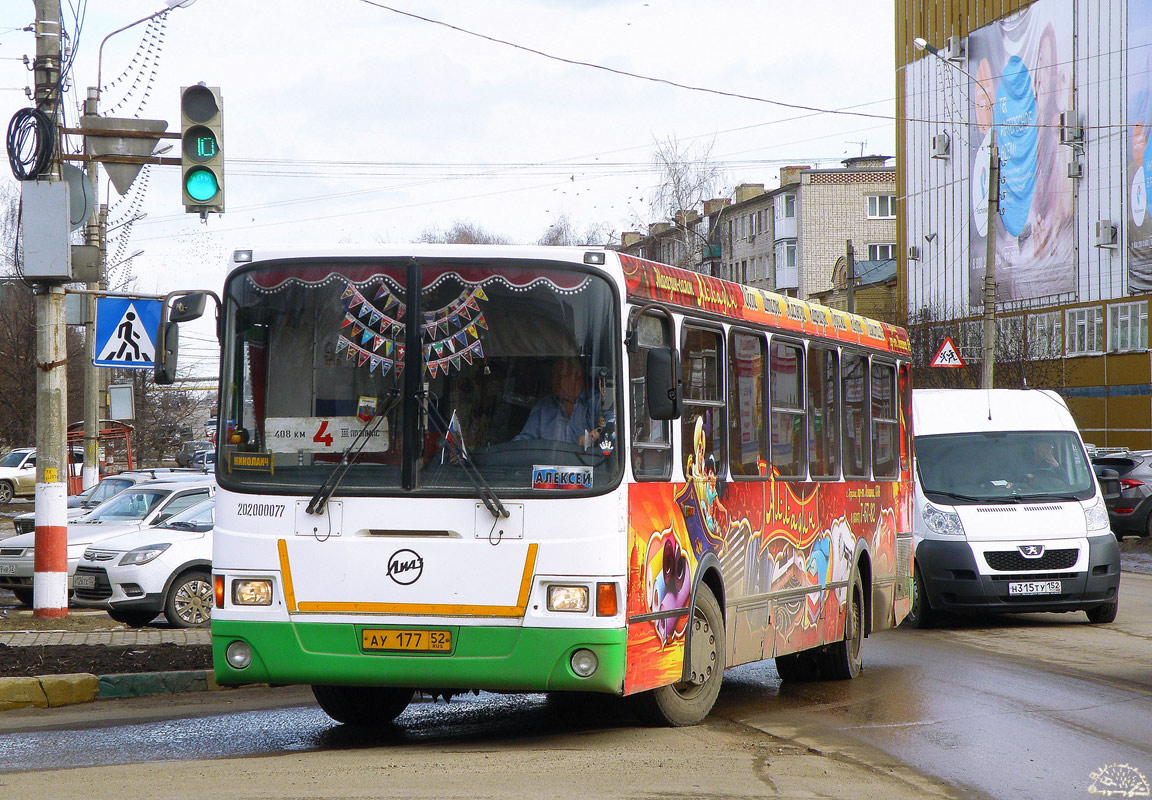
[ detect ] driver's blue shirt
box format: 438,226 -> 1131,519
513,392 -> 600,444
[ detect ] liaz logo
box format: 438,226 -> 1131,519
387,549 -> 424,585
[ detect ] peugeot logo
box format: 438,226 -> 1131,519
387,549 -> 424,585
1018,544 -> 1045,558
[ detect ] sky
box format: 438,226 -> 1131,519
0,0 -> 897,353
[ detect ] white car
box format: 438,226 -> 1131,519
73,497 -> 214,628
0,475 -> 215,607
9,468 -> 202,537
0,447 -> 84,505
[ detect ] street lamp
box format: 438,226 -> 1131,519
914,36 -> 1000,389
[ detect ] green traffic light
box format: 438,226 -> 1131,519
185,167 -> 219,203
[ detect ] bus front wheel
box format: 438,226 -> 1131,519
311,685 -> 414,725
629,584 -> 725,727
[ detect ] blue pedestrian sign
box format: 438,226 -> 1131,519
94,297 -> 162,369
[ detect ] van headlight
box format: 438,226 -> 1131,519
1084,498 -> 1109,532
922,503 -> 965,536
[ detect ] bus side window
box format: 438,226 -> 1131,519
842,351 -> 871,479
871,360 -> 899,479
629,313 -> 673,480
769,338 -> 806,478
727,330 -> 767,478
808,346 -> 840,479
681,326 -> 725,481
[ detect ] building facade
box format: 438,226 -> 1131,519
898,0 -> 1152,447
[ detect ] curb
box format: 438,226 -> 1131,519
0,669 -> 217,711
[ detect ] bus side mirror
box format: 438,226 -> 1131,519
646,347 -> 682,420
169,292 -> 208,323
154,321 -> 179,385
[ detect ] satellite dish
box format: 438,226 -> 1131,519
62,163 -> 95,231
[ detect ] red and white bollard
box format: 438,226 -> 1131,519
33,481 -> 68,618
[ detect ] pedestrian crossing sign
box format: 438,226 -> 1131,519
93,297 -> 163,369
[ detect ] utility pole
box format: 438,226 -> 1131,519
82,86 -> 104,492
845,239 -> 856,314
31,0 -> 70,619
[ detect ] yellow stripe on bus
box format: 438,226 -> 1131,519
278,538 -> 297,612
280,541 -> 539,618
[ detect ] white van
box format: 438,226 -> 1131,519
908,389 -> 1120,627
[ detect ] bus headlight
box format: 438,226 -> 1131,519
1084,499 -> 1109,532
226,641 -> 252,669
570,648 -> 598,677
922,503 -> 965,536
232,579 -> 273,606
547,585 -> 589,612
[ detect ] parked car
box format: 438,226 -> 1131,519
0,447 -> 84,505
1090,449 -> 1152,539
9,468 -> 199,536
190,449 -> 216,469
73,497 -> 214,628
175,441 -> 214,468
0,474 -> 215,606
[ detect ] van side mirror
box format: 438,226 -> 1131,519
154,321 -> 179,385
646,347 -> 682,420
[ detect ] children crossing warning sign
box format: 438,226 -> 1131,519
931,336 -> 966,368
93,297 -> 162,369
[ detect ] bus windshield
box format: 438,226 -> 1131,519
219,257 -> 622,496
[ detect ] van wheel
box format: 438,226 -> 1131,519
904,566 -> 935,629
1086,598 -> 1118,624
312,685 -> 414,725
818,572 -> 864,680
0,482 -> 12,505
629,584 -> 725,726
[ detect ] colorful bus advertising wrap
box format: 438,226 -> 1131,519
625,477 -> 902,695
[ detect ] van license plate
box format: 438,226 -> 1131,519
1008,580 -> 1061,596
361,629 -> 451,652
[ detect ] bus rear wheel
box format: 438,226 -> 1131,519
311,685 -> 414,725
629,584 -> 725,727
818,572 -> 864,681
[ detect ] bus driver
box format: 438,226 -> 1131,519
514,357 -> 603,447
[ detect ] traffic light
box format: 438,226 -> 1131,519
180,84 -> 224,215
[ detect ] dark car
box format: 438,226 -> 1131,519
175,441 -> 213,468
1091,449 -> 1152,539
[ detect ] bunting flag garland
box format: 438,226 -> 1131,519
337,281 -> 490,378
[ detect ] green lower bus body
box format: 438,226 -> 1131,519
212,619 -> 628,695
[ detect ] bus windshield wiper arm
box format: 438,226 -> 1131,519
418,395 -> 509,520
306,391 -> 400,516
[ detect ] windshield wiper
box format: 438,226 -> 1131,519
306,391 -> 401,516
925,489 -> 981,503
418,394 -> 509,520
1011,492 -> 1082,502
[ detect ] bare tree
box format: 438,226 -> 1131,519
648,135 -> 725,270
416,221 -> 511,245
903,304 -> 1065,391
537,213 -> 614,247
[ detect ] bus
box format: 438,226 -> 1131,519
194,244 -> 914,727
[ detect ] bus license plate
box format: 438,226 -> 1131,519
361,629 -> 451,652
1008,580 -> 1061,596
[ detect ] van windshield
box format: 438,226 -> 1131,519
916,431 -> 1096,503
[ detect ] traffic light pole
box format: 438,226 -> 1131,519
31,0 -> 70,618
